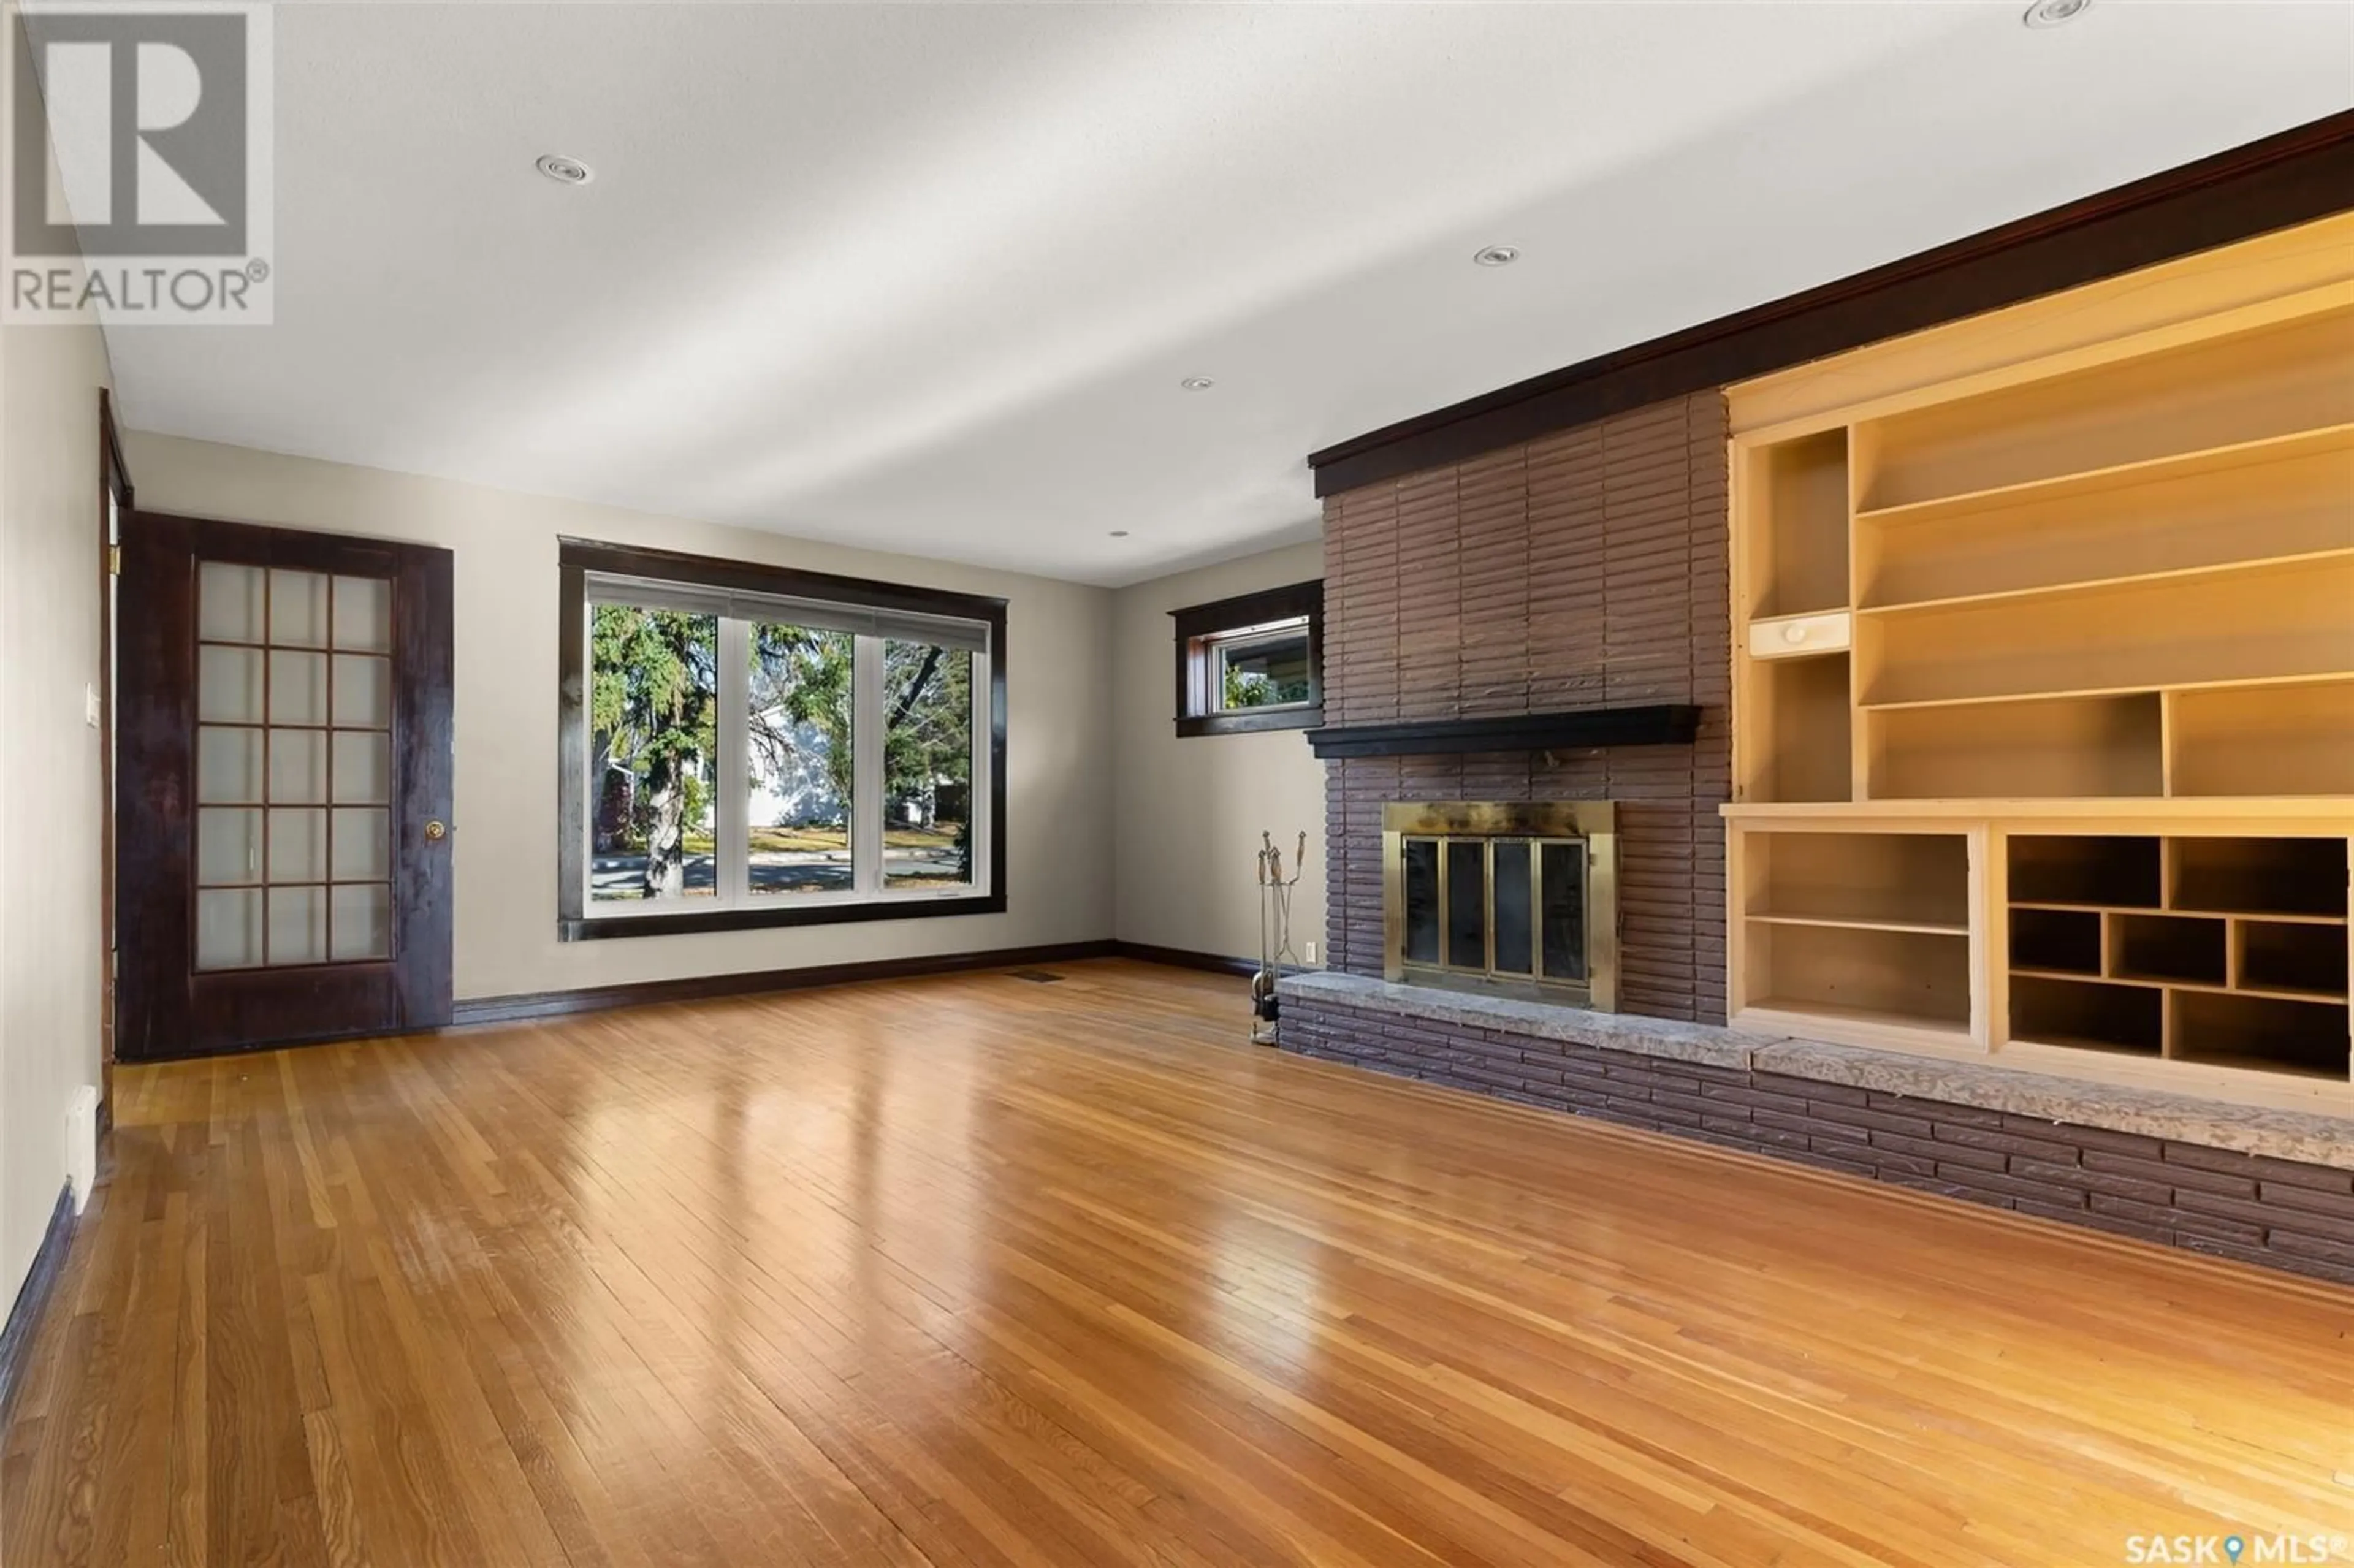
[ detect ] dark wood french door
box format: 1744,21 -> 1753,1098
117,512 -> 454,1060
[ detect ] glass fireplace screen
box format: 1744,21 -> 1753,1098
1382,802 -> 1617,1010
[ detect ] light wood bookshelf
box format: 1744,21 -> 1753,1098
1725,222 -> 2354,1114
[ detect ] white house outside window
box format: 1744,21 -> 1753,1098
558,544 -> 1004,938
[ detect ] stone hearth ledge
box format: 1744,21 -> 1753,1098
1277,972 -> 2353,1170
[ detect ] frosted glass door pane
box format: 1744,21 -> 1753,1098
267,888 -> 327,965
269,652 -> 329,725
333,576 -> 392,652
331,809 -> 389,880
197,727 -> 264,804
332,655 -> 391,728
332,731 -> 390,804
199,645 -> 265,723
269,808 -> 327,882
330,885 -> 391,961
269,569 -> 330,647
197,563 -> 265,642
196,808 -> 262,885
196,889 -> 264,970
269,731 -> 327,804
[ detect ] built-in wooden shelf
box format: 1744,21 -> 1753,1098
1854,305 -> 2354,512
1859,670 -> 2354,717
1747,912 -> 1967,937
1855,545 -> 2354,621
1729,254 -> 2354,1114
1851,421 -> 2354,533
1724,799 -> 2354,821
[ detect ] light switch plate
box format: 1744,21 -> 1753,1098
83,683 -> 100,728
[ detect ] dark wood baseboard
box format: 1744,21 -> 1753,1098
1107,941 -> 1259,978
0,1183 -> 77,1425
1308,110 -> 2354,496
1105,942 -> 1317,981
446,940 -> 1281,1027
448,941 -> 1124,1026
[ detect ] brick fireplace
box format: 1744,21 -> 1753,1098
1318,391 -> 1731,1021
1278,389 -> 2354,1285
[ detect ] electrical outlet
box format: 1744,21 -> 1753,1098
1304,941 -> 1317,964
83,683 -> 100,728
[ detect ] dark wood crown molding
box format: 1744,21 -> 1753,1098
1308,110 -> 2354,498
1303,705 -> 1700,759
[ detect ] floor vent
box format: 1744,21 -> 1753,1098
1007,970 -> 1065,984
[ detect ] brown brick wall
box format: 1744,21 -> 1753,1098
1284,995 -> 2354,1286
1319,392 -> 1731,1022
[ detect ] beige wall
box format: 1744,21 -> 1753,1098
1110,542 -> 1327,965
0,181 -> 113,1299
124,433 -> 1116,1002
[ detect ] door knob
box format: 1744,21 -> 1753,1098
424,820 -> 448,842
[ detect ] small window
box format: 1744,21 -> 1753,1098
1172,580 -> 1322,737
1208,621 -> 1314,713
558,539 -> 1005,940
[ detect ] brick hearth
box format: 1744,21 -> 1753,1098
1278,979 -> 2354,1285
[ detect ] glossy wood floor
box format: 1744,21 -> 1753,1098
6,961 -> 2350,1567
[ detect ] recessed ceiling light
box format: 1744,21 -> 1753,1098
1108,530 -> 1130,538
1472,245 -> 1520,267
536,154 -> 594,185
1178,376 -> 1215,392
2022,0 -> 2089,27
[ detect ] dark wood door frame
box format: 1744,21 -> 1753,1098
116,511 -> 456,1060
97,391 -> 132,1129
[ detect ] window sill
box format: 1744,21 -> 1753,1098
560,891 -> 1005,942
1176,706 -> 1322,739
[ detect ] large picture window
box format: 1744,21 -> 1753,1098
558,540 -> 1004,939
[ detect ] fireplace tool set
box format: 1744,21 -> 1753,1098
1252,831 -> 1308,1045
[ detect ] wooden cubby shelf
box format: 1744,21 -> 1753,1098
1730,241 -> 2353,1113
2010,974 -> 2162,1058
2171,836 -> 2348,918
2238,919 -> 2349,1000
2002,834 -> 2351,1083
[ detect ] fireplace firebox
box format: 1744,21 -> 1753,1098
1382,802 -> 1618,1010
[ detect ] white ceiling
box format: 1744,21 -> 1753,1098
96,1 -> 2354,587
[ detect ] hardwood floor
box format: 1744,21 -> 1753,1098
5,959 -> 2348,1567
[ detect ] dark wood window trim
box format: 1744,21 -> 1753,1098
1170,579 -> 1322,738
556,537 -> 1008,942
